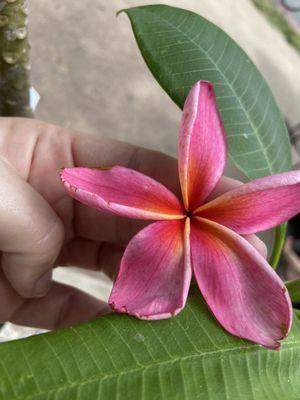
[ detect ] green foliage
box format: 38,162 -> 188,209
123,5 -> 292,180
286,279 -> 300,303
253,0 -> 300,54
123,4 -> 292,267
1,287 -> 300,400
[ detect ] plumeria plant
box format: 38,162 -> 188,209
61,80 -> 299,349
1,4 -> 300,400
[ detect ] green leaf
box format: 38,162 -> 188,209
123,4 -> 291,179
286,279 -> 300,303
1,287 -> 300,400
123,4 -> 291,268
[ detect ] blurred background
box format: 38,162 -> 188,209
30,0 -> 300,150
1,0 -> 300,339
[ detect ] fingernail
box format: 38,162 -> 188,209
33,270 -> 52,297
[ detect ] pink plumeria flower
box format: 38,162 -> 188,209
61,81 -> 300,349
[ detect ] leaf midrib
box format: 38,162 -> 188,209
21,337 -> 300,400
134,7 -> 275,174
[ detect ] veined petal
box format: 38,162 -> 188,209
61,166 -> 184,220
109,219 -> 191,319
178,81 -> 227,211
191,218 -> 292,349
194,171 -> 300,234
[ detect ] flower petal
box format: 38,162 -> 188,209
195,171 -> 300,234
178,80 -> 227,211
191,218 -> 292,349
109,219 -> 191,319
61,166 -> 184,220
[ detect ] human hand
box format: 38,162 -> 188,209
0,117 -> 266,330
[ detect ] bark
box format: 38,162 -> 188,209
0,0 -> 32,117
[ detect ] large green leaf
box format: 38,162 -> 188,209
123,5 -> 291,179
123,4 -> 292,267
1,287 -> 300,400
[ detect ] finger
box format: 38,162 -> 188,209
0,118 -> 180,245
72,133 -> 180,194
0,276 -> 110,330
72,134 -> 180,243
0,157 -> 64,298
284,236 -> 293,251
207,176 -> 243,200
74,207 -> 150,244
0,119 -> 265,252
243,234 -> 268,258
12,284 -> 110,330
57,238 -> 124,280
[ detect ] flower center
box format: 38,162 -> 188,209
186,210 -> 193,218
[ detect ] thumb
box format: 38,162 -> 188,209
0,157 -> 64,297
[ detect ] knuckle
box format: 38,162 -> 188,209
35,217 -> 64,256
15,285 -> 35,299
127,147 -> 143,171
55,289 -> 77,329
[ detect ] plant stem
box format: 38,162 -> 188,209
0,0 -> 32,117
252,0 -> 300,54
269,223 -> 287,269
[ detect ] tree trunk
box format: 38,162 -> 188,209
0,0 -> 32,117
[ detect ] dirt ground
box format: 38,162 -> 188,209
29,0 -> 300,149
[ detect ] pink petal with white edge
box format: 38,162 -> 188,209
61,166 -> 184,220
191,218 -> 292,349
195,171 -> 300,234
178,81 -> 227,211
109,219 -> 191,319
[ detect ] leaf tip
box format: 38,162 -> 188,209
116,8 -> 128,17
